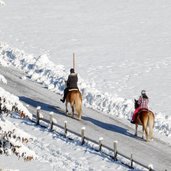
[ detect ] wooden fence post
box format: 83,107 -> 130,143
148,164 -> 153,171
36,106 -> 41,125
49,112 -> 54,131
64,121 -> 67,136
113,141 -> 118,161
81,127 -> 85,145
73,53 -> 75,71
99,137 -> 103,151
130,154 -> 133,168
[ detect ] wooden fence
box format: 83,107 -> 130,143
32,106 -> 158,171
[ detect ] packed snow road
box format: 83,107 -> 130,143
0,66 -> 171,171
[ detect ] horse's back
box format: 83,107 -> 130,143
67,90 -> 82,103
137,111 -> 148,125
137,110 -> 154,126
66,89 -> 82,118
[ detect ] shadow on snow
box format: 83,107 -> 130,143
19,96 -> 140,139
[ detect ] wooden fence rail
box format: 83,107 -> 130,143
31,107 -> 157,171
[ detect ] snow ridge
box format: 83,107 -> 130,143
0,86 -> 32,119
0,42 -> 171,137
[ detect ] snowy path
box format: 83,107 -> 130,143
0,66 -> 171,171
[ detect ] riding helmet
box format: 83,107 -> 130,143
70,68 -> 75,73
141,90 -> 146,95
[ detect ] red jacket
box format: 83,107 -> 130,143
138,96 -> 149,109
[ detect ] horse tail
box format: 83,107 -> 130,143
75,92 -> 82,119
148,111 -> 155,139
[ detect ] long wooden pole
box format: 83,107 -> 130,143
73,53 -> 75,71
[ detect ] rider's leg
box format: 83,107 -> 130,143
60,88 -> 68,103
131,107 -> 140,123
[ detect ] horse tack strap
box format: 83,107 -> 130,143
139,108 -> 149,112
69,89 -> 78,91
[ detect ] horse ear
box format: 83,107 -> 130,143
134,99 -> 138,103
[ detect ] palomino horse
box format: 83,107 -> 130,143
65,89 -> 82,120
134,99 -> 155,141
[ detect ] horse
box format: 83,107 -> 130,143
134,99 -> 155,141
65,89 -> 82,120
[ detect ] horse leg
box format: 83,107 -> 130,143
77,109 -> 81,120
143,120 -> 149,141
71,105 -> 74,117
78,112 -> 81,120
65,102 -> 68,114
142,126 -> 145,140
144,127 -> 149,142
135,124 -> 138,136
76,98 -> 82,120
148,114 -> 154,140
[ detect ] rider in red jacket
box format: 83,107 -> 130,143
131,90 -> 149,123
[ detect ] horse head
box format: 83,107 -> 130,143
134,99 -> 139,109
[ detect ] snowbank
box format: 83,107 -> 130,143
0,118 -> 37,159
0,0 -> 5,6
0,74 -> 7,84
0,86 -> 32,119
0,42 -> 171,137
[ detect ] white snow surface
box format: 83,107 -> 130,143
0,42 -> 171,137
0,0 -> 5,6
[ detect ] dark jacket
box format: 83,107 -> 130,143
67,73 -> 78,89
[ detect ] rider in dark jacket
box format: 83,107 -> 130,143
60,68 -> 78,103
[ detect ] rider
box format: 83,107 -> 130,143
131,90 -> 149,123
60,68 -> 78,103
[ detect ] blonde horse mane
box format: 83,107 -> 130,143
65,90 -> 82,120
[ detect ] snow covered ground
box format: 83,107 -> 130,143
0,0 -> 171,170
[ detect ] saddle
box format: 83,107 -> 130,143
139,108 -> 149,112
68,88 -> 78,91
137,108 -> 151,116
